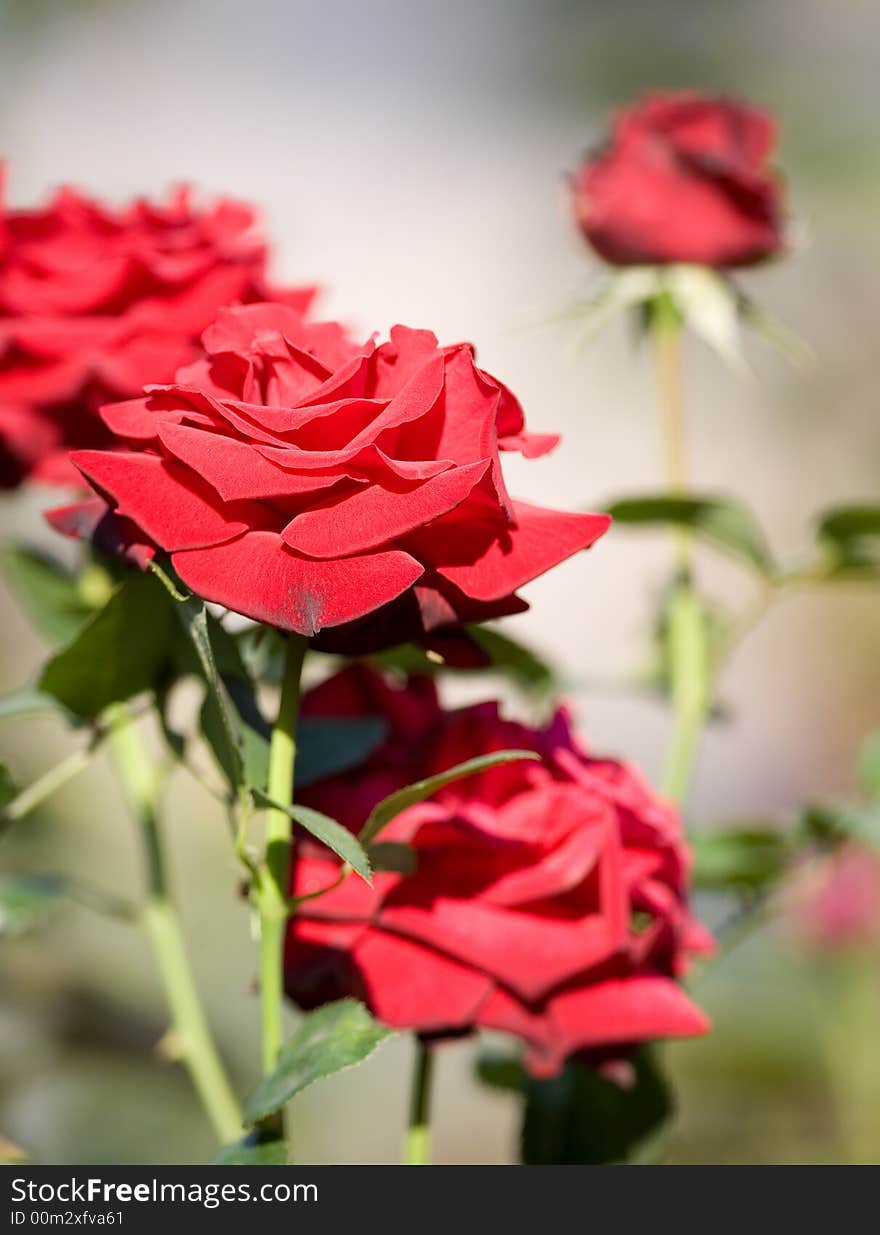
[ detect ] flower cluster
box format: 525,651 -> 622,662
285,666 -> 712,1075
3,115 -> 727,1145
0,171 -> 312,487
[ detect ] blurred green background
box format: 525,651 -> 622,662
2,0 -> 880,1164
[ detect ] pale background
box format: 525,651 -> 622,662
1,0 -> 879,1163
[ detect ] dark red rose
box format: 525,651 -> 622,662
571,91 -> 784,268
49,303 -> 609,647
284,666 -> 712,1076
0,168 -> 313,487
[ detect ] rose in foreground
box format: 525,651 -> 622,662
50,303 -> 609,646
284,666 -> 712,1075
0,171 -> 313,487
571,91 -> 784,268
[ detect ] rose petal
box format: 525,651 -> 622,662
433,500 -> 610,601
352,930 -> 491,1031
156,420 -> 361,503
70,449 -> 269,551
549,975 -> 711,1052
378,897 -> 622,1001
281,459 -> 491,559
172,529 -> 424,634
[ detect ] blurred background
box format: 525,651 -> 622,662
1,0 -> 879,1164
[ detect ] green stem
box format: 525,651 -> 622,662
2,742 -> 99,830
257,635 -> 308,1077
403,1037 -> 435,1165
661,584 -> 709,803
650,301 -> 709,807
106,704 -> 242,1145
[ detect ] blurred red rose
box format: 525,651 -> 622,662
0,169 -> 313,487
50,303 -> 608,645
571,91 -> 784,268
284,666 -> 712,1076
787,844 -> 880,952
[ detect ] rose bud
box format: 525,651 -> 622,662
571,91 -> 785,269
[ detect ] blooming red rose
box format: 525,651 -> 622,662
49,303 -> 609,647
571,91 -> 784,268
0,169 -> 313,487
284,666 -> 712,1076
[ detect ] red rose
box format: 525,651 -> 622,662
787,845 -> 880,952
0,169 -> 313,487
50,303 -> 609,647
284,666 -> 712,1076
571,91 -> 784,268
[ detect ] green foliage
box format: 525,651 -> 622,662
477,1045 -> 673,1164
213,1134 -> 287,1166
0,874 -> 65,937
296,716 -> 389,789
251,790 -> 372,883
358,750 -> 540,846
0,762 -> 16,810
466,626 -> 558,698
521,1050 -> 672,1165
857,731 -> 880,800
804,802 -> 880,853
566,265 -> 809,371
817,505 -> 880,575
372,625 -> 558,699
0,686 -> 79,725
39,573 -> 174,719
691,826 -> 793,890
367,841 -> 417,874
172,595 -> 245,792
2,545 -> 94,645
243,1000 -> 393,1124
608,493 -> 774,574
475,1048 -> 528,1093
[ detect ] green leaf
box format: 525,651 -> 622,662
0,763 -> 16,810
817,506 -> 880,575
466,626 -> 558,697
39,573 -> 174,719
475,1048 -> 527,1093
565,267 -> 664,349
199,672 -> 266,793
2,545 -> 93,645
857,731 -> 880,801
736,292 -> 814,371
0,687 -> 79,725
805,802 -> 880,853
522,1050 -> 672,1165
213,1135 -> 287,1166
0,874 -> 65,937
244,999 -> 393,1124
663,266 -> 745,372
173,597 -> 244,792
252,790 -> 372,884
296,716 -> 389,789
368,841 -> 417,875
371,627 -> 558,700
691,826 -> 793,890
608,494 -> 774,574
358,750 -> 540,846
